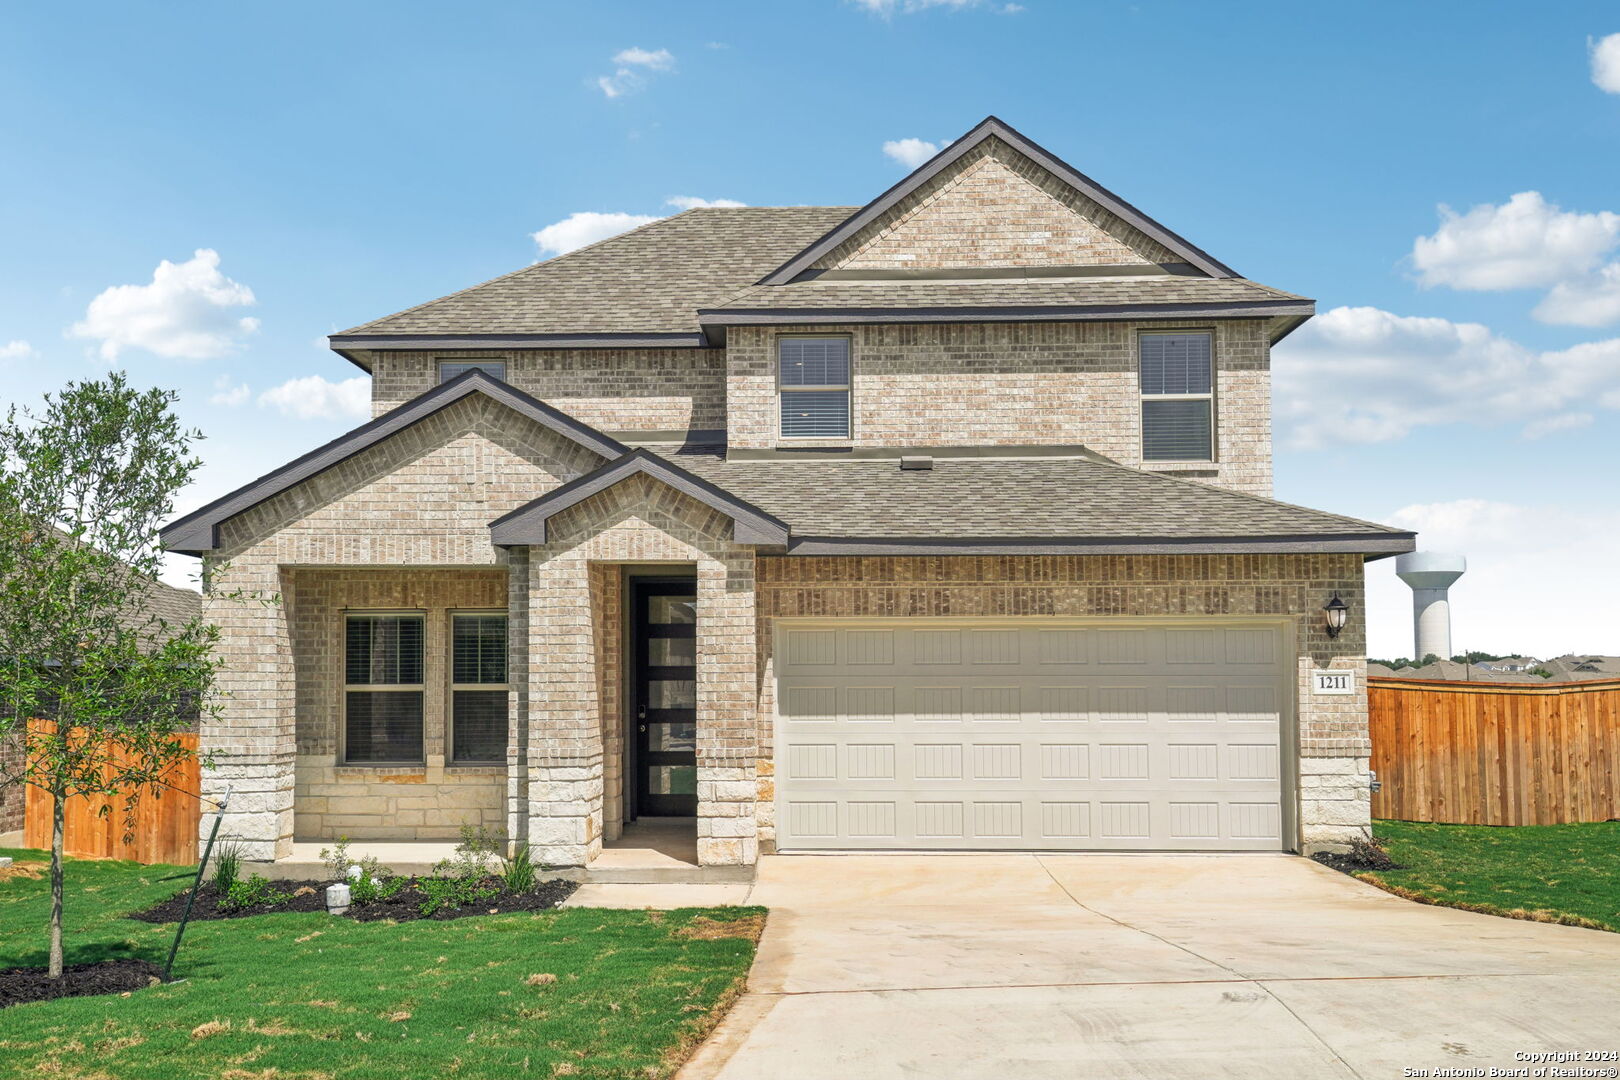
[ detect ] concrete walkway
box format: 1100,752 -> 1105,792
677,854 -> 1620,1080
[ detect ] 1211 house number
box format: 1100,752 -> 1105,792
1311,670 -> 1355,695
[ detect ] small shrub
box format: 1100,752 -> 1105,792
318,834 -> 385,884
1348,837 -> 1399,871
501,843 -> 536,893
417,874 -> 499,916
221,874 -> 292,911
210,841 -> 245,895
350,872 -> 407,906
435,824 -> 500,882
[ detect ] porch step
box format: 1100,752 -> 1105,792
562,865 -> 754,885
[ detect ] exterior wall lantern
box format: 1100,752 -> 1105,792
1323,593 -> 1349,639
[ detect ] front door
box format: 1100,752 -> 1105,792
634,581 -> 698,816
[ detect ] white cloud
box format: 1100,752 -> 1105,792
882,138 -> 941,168
665,196 -> 747,210
1366,499 -> 1620,658
69,249 -> 259,361
531,211 -> 661,257
1533,261 -> 1620,327
1273,305 -> 1620,447
1410,191 -> 1620,291
1519,411 -> 1593,440
597,46 -> 675,98
209,375 -> 250,407
0,339 -> 35,361
1592,33 -> 1620,93
258,374 -> 369,420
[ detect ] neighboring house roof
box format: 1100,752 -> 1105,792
1383,660 -> 1545,683
143,576 -> 203,629
329,116 -> 1313,363
161,371 -> 626,555
635,447 -> 1412,556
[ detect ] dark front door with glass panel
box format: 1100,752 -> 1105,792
634,582 -> 697,816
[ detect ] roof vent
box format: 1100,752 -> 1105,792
900,455 -> 933,471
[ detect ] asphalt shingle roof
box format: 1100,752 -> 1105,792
340,208 -> 856,337
338,208 -> 1308,340
647,448 -> 1407,544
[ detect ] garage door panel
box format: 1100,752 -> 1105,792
775,621 -> 1288,852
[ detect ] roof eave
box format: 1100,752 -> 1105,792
784,533 -> 1416,557
327,332 -> 714,353
698,300 -> 1315,328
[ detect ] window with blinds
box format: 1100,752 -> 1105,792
1139,332 -> 1214,462
779,336 -> 851,439
438,360 -> 507,383
450,613 -> 508,764
344,614 -> 425,764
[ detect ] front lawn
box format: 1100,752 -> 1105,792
1363,820 -> 1620,933
0,846 -> 762,1079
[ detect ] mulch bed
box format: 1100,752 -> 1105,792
129,876 -> 578,924
0,959 -> 167,1009
1312,848 -> 1408,876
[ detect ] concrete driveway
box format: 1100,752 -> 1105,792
678,854 -> 1620,1079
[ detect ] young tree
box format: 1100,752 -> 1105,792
0,374 -> 218,978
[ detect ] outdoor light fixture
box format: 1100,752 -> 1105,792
1323,594 -> 1349,639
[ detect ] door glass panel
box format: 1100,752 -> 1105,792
648,722 -> 696,752
648,765 -> 697,795
649,636 -> 696,667
649,680 -> 696,709
648,596 -> 697,624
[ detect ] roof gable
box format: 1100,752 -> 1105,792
489,448 -> 789,547
761,116 -> 1237,285
161,371 -> 626,555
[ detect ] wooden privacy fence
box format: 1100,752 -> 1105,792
1369,676 -> 1620,826
22,720 -> 202,865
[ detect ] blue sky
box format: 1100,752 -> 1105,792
3,1 -> 1618,658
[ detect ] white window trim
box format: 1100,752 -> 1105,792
776,333 -> 853,442
341,610 -> 427,767
448,610 -> 509,766
1138,329 -> 1217,465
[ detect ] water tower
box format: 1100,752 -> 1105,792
1395,552 -> 1466,661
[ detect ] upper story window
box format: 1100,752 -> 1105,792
438,360 -> 507,383
778,336 -> 851,439
1139,332 -> 1214,462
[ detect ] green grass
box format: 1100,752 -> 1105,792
1365,820 -> 1620,933
0,847 -> 762,1079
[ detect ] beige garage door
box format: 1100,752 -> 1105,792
773,620 -> 1290,852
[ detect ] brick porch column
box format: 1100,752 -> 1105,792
524,549 -> 604,867
201,561 -> 295,862
694,555 -> 759,866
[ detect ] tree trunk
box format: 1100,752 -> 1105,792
48,788 -> 65,979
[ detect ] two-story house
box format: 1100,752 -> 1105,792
162,117 -> 1413,869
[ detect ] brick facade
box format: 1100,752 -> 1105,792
288,567 -> 508,841
812,135 -> 1178,271
725,320 -> 1272,495
364,348 -> 727,431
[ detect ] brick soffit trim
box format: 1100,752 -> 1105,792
159,370 -> 628,555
